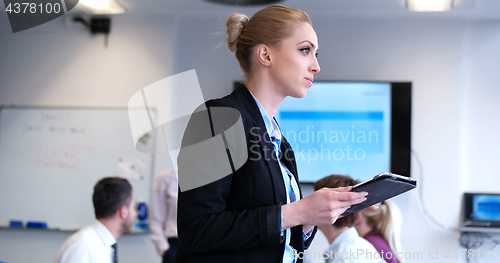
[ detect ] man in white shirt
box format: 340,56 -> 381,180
55,177 -> 137,263
149,168 -> 179,263
314,175 -> 386,263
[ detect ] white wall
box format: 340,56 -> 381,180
171,15 -> 243,100
461,21 -> 500,193
0,13 -> 175,263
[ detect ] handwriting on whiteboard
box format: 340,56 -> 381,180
29,139 -> 96,173
24,124 -> 85,134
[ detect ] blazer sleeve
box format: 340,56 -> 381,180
303,226 -> 317,249
176,100 -> 283,254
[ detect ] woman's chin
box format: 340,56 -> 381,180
296,88 -> 309,98
285,86 -> 309,99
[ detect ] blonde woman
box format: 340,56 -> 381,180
176,5 -> 367,263
354,200 -> 403,263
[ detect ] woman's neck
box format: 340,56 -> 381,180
245,73 -> 285,119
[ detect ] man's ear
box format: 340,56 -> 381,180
118,205 -> 128,219
255,44 -> 272,67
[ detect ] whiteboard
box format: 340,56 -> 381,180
0,107 -> 155,230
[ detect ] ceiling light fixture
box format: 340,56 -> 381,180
407,0 -> 453,12
78,0 -> 125,14
204,0 -> 283,6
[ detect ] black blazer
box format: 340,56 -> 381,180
175,85 -> 317,263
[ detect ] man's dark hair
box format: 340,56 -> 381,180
313,174 -> 360,228
93,177 -> 133,219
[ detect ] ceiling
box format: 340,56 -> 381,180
105,0 -> 500,20
0,0 -> 498,32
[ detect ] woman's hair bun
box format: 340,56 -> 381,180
226,13 -> 249,52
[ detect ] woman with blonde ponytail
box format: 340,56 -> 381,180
176,5 -> 368,263
354,200 -> 404,263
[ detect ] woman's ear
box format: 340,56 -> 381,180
255,44 -> 272,67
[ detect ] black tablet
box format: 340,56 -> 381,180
341,172 -> 417,216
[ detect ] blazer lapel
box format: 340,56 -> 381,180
280,137 -> 298,180
275,120 -> 302,199
232,87 -> 287,205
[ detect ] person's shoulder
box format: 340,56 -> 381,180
355,236 -> 389,261
207,89 -> 257,126
155,169 -> 178,193
364,231 -> 385,242
157,168 -> 177,181
187,93 -> 243,125
63,235 -> 95,251
56,227 -> 97,263
355,235 -> 380,250
66,225 -> 101,245
364,232 -> 392,251
338,234 -> 376,252
205,91 -> 241,110
206,86 -> 255,110
335,237 -> 385,263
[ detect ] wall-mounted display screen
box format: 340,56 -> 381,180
274,81 -> 411,183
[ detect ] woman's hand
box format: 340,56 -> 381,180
281,186 -> 367,231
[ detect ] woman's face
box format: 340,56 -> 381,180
270,22 -> 320,98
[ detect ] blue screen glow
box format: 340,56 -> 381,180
471,195 -> 500,221
276,82 -> 391,183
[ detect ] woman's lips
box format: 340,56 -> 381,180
305,77 -> 313,86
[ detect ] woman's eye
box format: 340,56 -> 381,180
299,47 -> 310,55
315,52 -> 318,58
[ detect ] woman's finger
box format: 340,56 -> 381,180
333,191 -> 367,201
332,186 -> 352,192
